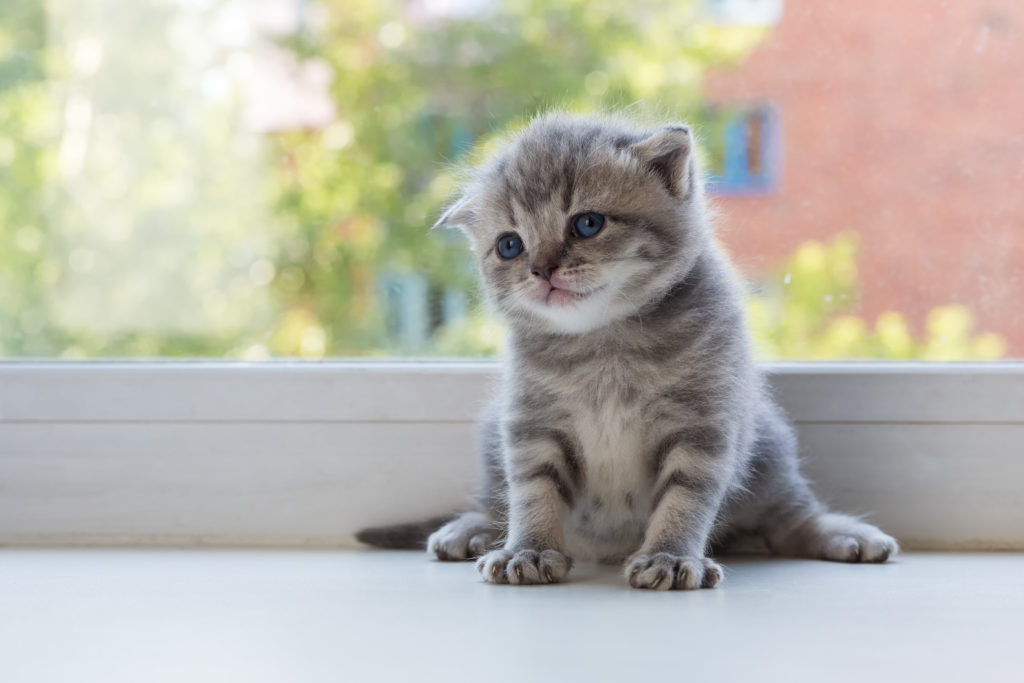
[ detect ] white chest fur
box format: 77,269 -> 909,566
564,387 -> 653,560
575,396 -> 648,502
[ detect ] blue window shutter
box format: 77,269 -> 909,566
707,104 -> 781,196
379,271 -> 429,349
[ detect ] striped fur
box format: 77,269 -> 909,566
370,113 -> 897,589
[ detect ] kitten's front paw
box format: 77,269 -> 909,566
476,548 -> 573,585
625,553 -> 723,591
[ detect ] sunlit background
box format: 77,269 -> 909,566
1,0 -> 1020,359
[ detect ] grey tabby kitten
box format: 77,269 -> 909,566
358,113 -> 898,590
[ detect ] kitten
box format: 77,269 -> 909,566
357,113 -> 898,589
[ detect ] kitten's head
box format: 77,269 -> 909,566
438,113 -> 711,335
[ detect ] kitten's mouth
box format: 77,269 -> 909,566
542,284 -> 604,307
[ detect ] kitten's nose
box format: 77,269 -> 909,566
530,261 -> 558,281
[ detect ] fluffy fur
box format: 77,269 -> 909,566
357,113 -> 897,590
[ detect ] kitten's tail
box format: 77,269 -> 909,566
354,514 -> 455,550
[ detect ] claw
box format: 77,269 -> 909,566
544,569 -> 553,583
514,565 -> 522,581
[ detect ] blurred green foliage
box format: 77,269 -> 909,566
748,233 -> 1006,361
0,0 -> 54,354
2,0 -> 278,357
0,0 -> 1008,360
268,0 -> 764,355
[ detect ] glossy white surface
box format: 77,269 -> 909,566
1,550 -> 1021,682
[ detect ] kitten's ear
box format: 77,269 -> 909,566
630,125 -> 693,198
433,194 -> 477,232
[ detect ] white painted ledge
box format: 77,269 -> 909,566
1,361 -> 1023,548
1,550 -> 1022,683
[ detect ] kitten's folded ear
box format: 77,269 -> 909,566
630,125 -> 693,198
433,194 -> 477,232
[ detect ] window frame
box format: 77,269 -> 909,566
1,360 -> 1022,549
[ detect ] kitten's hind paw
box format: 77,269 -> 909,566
427,512 -> 497,561
791,513 -> 899,563
476,548 -> 573,585
625,553 -> 723,591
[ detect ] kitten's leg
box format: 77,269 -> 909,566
625,430 -> 732,591
743,405 -> 898,563
765,510 -> 899,563
476,428 -> 578,585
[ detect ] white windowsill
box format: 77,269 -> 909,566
1,548 -> 1021,682
1,361 -> 1022,549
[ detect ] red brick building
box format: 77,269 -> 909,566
704,1 -> 1024,355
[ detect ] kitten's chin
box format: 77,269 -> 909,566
522,289 -> 630,335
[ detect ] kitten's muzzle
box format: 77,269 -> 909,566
533,274 -> 605,307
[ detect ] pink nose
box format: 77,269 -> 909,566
531,262 -> 558,281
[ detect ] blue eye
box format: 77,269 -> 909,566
572,212 -> 604,238
496,232 -> 524,259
